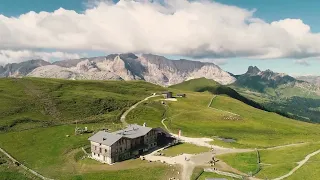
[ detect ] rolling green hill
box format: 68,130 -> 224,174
170,78 -> 265,110
1,77 -> 320,180
0,77 -> 164,132
0,78 -> 180,180
127,78 -> 320,148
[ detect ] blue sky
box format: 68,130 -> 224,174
0,0 -> 320,75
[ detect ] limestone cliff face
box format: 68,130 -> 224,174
138,54 -> 235,86
4,53 -> 236,86
0,60 -> 51,77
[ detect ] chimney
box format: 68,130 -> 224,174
103,138 -> 106,141
143,122 -> 146,127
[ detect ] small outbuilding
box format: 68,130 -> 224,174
162,91 -> 173,99
176,93 -> 186,98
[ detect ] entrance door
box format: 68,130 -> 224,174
139,149 -> 143,155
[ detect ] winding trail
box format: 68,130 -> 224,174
159,118 -> 253,180
262,142 -> 309,150
122,94 -> 319,180
120,94 -> 159,126
272,149 -> 320,180
161,119 -> 253,153
208,95 -> 240,116
0,147 -> 53,180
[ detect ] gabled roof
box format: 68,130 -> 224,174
114,124 -> 152,139
88,124 -> 154,146
88,131 -> 122,146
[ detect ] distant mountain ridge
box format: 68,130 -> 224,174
0,53 -> 236,86
0,60 -> 51,77
234,66 -> 298,92
296,76 -> 320,86
231,66 -> 320,123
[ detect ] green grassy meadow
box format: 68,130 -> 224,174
0,151 -> 38,180
0,78 -> 164,132
135,91 -> 320,148
218,143 -> 320,179
0,78 -> 176,179
285,153 -> 320,180
1,77 -> 320,179
0,124 -> 179,180
217,151 -> 259,175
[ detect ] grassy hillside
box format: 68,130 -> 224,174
218,142 -> 320,179
0,78 -> 181,179
126,89 -> 320,148
286,153 -> 320,180
170,78 -> 265,110
0,125 -> 178,180
0,77 -> 164,132
231,76 -> 320,123
0,152 -> 38,180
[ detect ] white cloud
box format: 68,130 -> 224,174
0,50 -> 83,65
1,0 -> 320,60
294,59 -> 310,66
200,58 -> 228,66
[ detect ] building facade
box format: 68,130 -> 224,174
162,91 -> 173,99
89,124 -> 171,164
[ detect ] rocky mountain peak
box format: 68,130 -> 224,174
0,59 -> 51,77
246,66 -> 261,75
2,53 -> 236,86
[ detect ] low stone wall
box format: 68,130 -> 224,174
0,147 -> 54,180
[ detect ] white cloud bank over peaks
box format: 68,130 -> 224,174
1,0 -> 320,60
0,50 -> 82,65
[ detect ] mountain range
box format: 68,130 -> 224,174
296,75 -> 320,86
0,53 -> 235,86
231,66 -> 320,122
1,53 -> 320,123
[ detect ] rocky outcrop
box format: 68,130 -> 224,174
3,53 -> 236,86
296,76 -> 320,86
0,60 -> 51,77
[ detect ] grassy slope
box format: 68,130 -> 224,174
232,84 -> 320,123
217,152 -> 259,175
209,95 -> 320,147
0,118 -> 177,180
127,90 -> 320,148
0,78 -> 176,179
285,153 -> 320,180
257,143 -> 320,179
0,78 -> 164,131
0,152 -> 38,180
126,98 -> 166,128
218,143 -> 320,179
156,78 -> 320,148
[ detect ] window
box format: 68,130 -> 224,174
99,143 -> 101,146
98,154 -> 100,157
94,153 -> 96,156
94,146 -> 97,150
105,149 -> 107,153
99,148 -> 102,153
